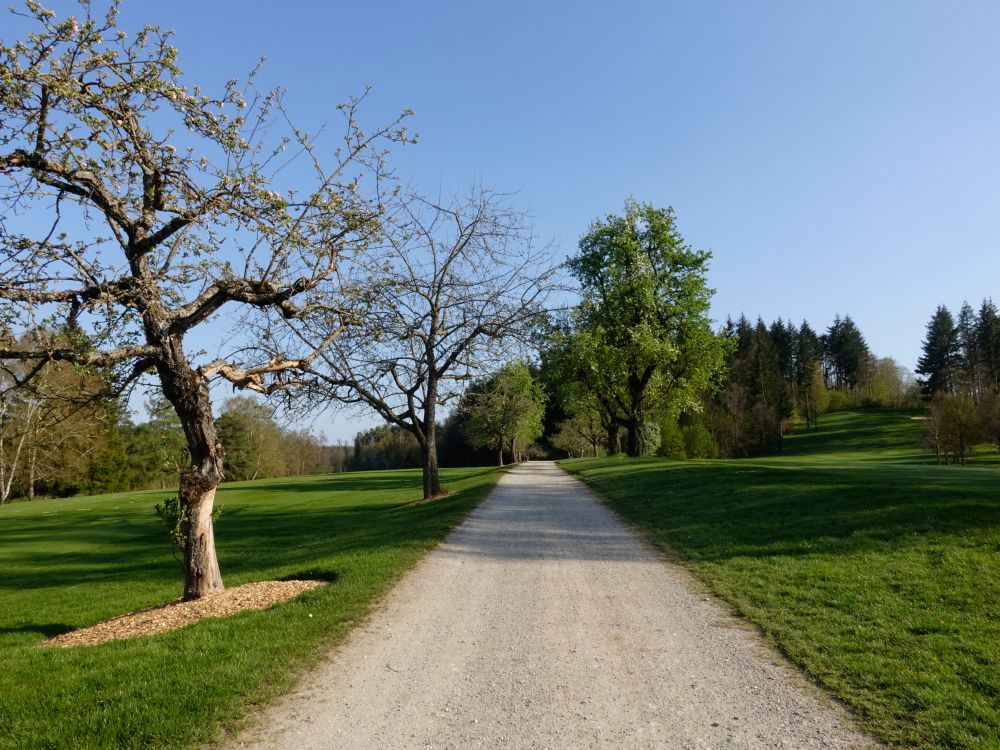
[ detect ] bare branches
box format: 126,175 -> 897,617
303,185 -> 561,441
0,0 -> 423,596
0,0 -> 412,406
199,356 -> 310,395
198,324 -> 343,395
0,343 -> 159,369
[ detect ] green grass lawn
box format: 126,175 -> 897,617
0,466 -> 505,750
562,410 -> 999,750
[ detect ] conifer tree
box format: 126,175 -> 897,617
824,315 -> 871,391
956,302 -> 980,399
795,320 -> 823,417
977,299 -> 1000,394
916,306 -> 961,398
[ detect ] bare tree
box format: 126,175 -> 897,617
295,189 -> 558,499
0,366 -> 40,503
0,1 -> 409,598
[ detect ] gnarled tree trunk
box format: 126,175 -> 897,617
180,478 -> 224,599
157,338 -> 226,600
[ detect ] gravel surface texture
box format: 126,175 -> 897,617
221,461 -> 879,750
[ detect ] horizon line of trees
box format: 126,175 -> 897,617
4,292 -> 997,504
0,384 -> 346,503
542,311 -> 919,462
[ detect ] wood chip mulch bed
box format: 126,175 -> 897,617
41,580 -> 326,648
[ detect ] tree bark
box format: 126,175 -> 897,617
27,461 -> 34,499
417,378 -> 444,500
156,338 -> 226,600
421,431 -> 443,499
606,424 -> 621,455
625,421 -> 640,457
27,438 -> 36,501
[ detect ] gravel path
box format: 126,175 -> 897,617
222,461 -> 878,750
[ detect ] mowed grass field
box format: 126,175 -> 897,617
0,466 -> 505,750
562,410 -> 999,750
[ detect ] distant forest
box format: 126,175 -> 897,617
1,298 -> 997,503
356,301 -> 998,470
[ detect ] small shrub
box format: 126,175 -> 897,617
636,421 -> 661,456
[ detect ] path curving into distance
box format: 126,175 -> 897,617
222,461 -> 878,750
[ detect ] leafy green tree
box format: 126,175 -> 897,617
85,421 -> 128,495
796,320 -> 824,421
436,409 -> 494,468
682,422 -> 717,458
869,357 -> 915,408
464,361 -> 545,466
551,405 -> 606,458
916,306 -> 960,398
142,399 -> 189,487
656,416 -> 687,458
769,317 -> 798,401
352,425 -> 421,471
549,200 -> 727,457
935,394 -> 982,465
956,302 -> 980,399
0,330 -> 125,501
724,319 -> 790,454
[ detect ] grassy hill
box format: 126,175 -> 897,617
780,408 -> 928,460
0,467 -> 505,750
561,410 -> 999,750
779,408 -> 999,464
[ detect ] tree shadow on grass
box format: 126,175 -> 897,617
0,470 -> 496,596
220,466 -> 500,497
0,623 -> 75,638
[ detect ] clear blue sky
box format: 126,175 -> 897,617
13,1 -> 1000,440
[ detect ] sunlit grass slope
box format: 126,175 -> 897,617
562,410 -> 999,750
0,466 -> 505,750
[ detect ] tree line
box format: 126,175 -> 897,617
348,360 -> 545,471
914,301 -> 1000,463
0,383 -> 344,503
350,201 -> 922,468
